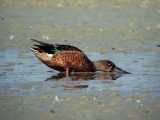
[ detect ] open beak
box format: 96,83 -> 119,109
113,67 -> 130,74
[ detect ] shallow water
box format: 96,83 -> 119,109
0,0 -> 160,120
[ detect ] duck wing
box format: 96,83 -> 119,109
30,39 -> 82,54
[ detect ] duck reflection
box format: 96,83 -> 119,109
45,72 -> 123,81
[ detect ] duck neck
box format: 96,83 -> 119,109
93,61 -> 103,71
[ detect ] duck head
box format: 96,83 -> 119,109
93,60 -> 130,74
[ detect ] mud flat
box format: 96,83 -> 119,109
0,0 -> 160,120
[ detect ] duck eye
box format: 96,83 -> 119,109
107,63 -> 111,66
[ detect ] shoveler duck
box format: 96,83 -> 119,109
30,39 -> 129,76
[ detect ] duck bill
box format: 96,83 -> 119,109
113,67 -> 130,74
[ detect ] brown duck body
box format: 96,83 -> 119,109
30,39 -> 130,76
50,51 -> 95,72
32,50 -> 95,72
30,39 -> 95,75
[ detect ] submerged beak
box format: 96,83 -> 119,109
113,67 -> 130,74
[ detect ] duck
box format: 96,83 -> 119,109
30,39 -> 129,76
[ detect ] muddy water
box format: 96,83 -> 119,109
0,0 -> 160,120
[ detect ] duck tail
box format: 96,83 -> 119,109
30,47 -> 53,61
30,39 -> 57,54
30,39 -> 49,45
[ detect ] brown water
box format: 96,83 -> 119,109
0,0 -> 160,120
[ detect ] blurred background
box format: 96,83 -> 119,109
0,0 -> 159,52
